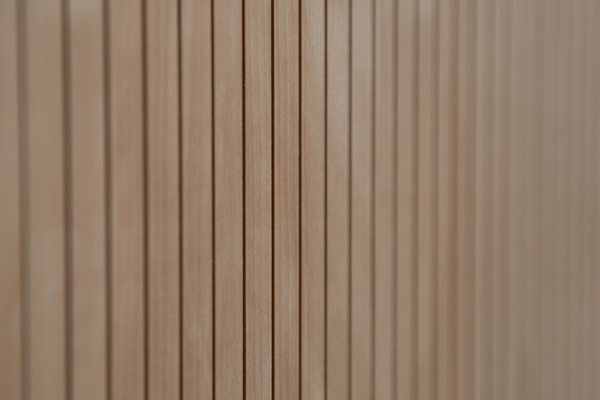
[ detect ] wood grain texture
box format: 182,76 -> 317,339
2,2 -> 600,400
181,0 -> 213,397
274,0 -> 300,397
213,0 -> 244,398
350,0 -> 375,397
244,0 -> 273,398
107,0 -> 146,398
326,0 -> 351,398
68,0 -> 107,397
0,0 -> 21,397
145,0 -> 180,397
25,0 -> 67,398
300,0 -> 326,398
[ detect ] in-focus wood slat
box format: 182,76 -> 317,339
26,0 -> 66,397
326,0 -> 351,398
273,0 -> 300,396
181,0 -> 213,397
244,0 -> 273,396
300,0 -> 326,398
68,0 -> 107,397
145,0 -> 180,397
0,0 -> 22,397
350,0 -> 375,397
108,0 -> 146,398
374,0 -> 397,397
396,0 -> 418,397
213,0 -> 244,398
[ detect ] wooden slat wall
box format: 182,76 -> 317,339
1,0 -> 600,399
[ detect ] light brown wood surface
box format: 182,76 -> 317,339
0,0 -> 21,398
351,0 -> 375,397
181,0 -> 213,398
108,0 -> 146,398
326,0 -> 351,398
69,0 -> 107,397
300,0 -> 326,398
245,0 -> 273,398
1,0 -> 599,399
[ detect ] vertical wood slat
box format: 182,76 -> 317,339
145,0 -> 180,397
473,0 -> 494,398
491,0 -> 511,398
509,0 -> 531,396
541,0 -> 559,400
396,0 -> 418,397
350,0 -> 375,397
213,0 -> 244,398
436,0 -> 458,398
417,0 -> 439,399
181,0 -> 213,397
586,4 -> 599,399
326,0 -> 351,398
582,2 -> 596,397
554,0 -> 572,397
274,0 -> 300,396
68,0 -> 107,397
244,0 -> 272,397
0,0 -> 21,397
26,0 -> 67,397
569,0 -> 584,398
541,1 -> 560,399
108,0 -> 146,397
300,0 -> 326,398
373,0 -> 397,396
455,0 -> 476,397
527,0 -> 544,396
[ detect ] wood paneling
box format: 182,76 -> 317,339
0,0 -> 21,398
69,0 -> 107,397
1,1 -> 599,399
300,0 -> 326,398
181,0 -> 213,397
245,0 -> 273,398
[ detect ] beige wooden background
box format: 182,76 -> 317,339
1,0 -> 599,399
